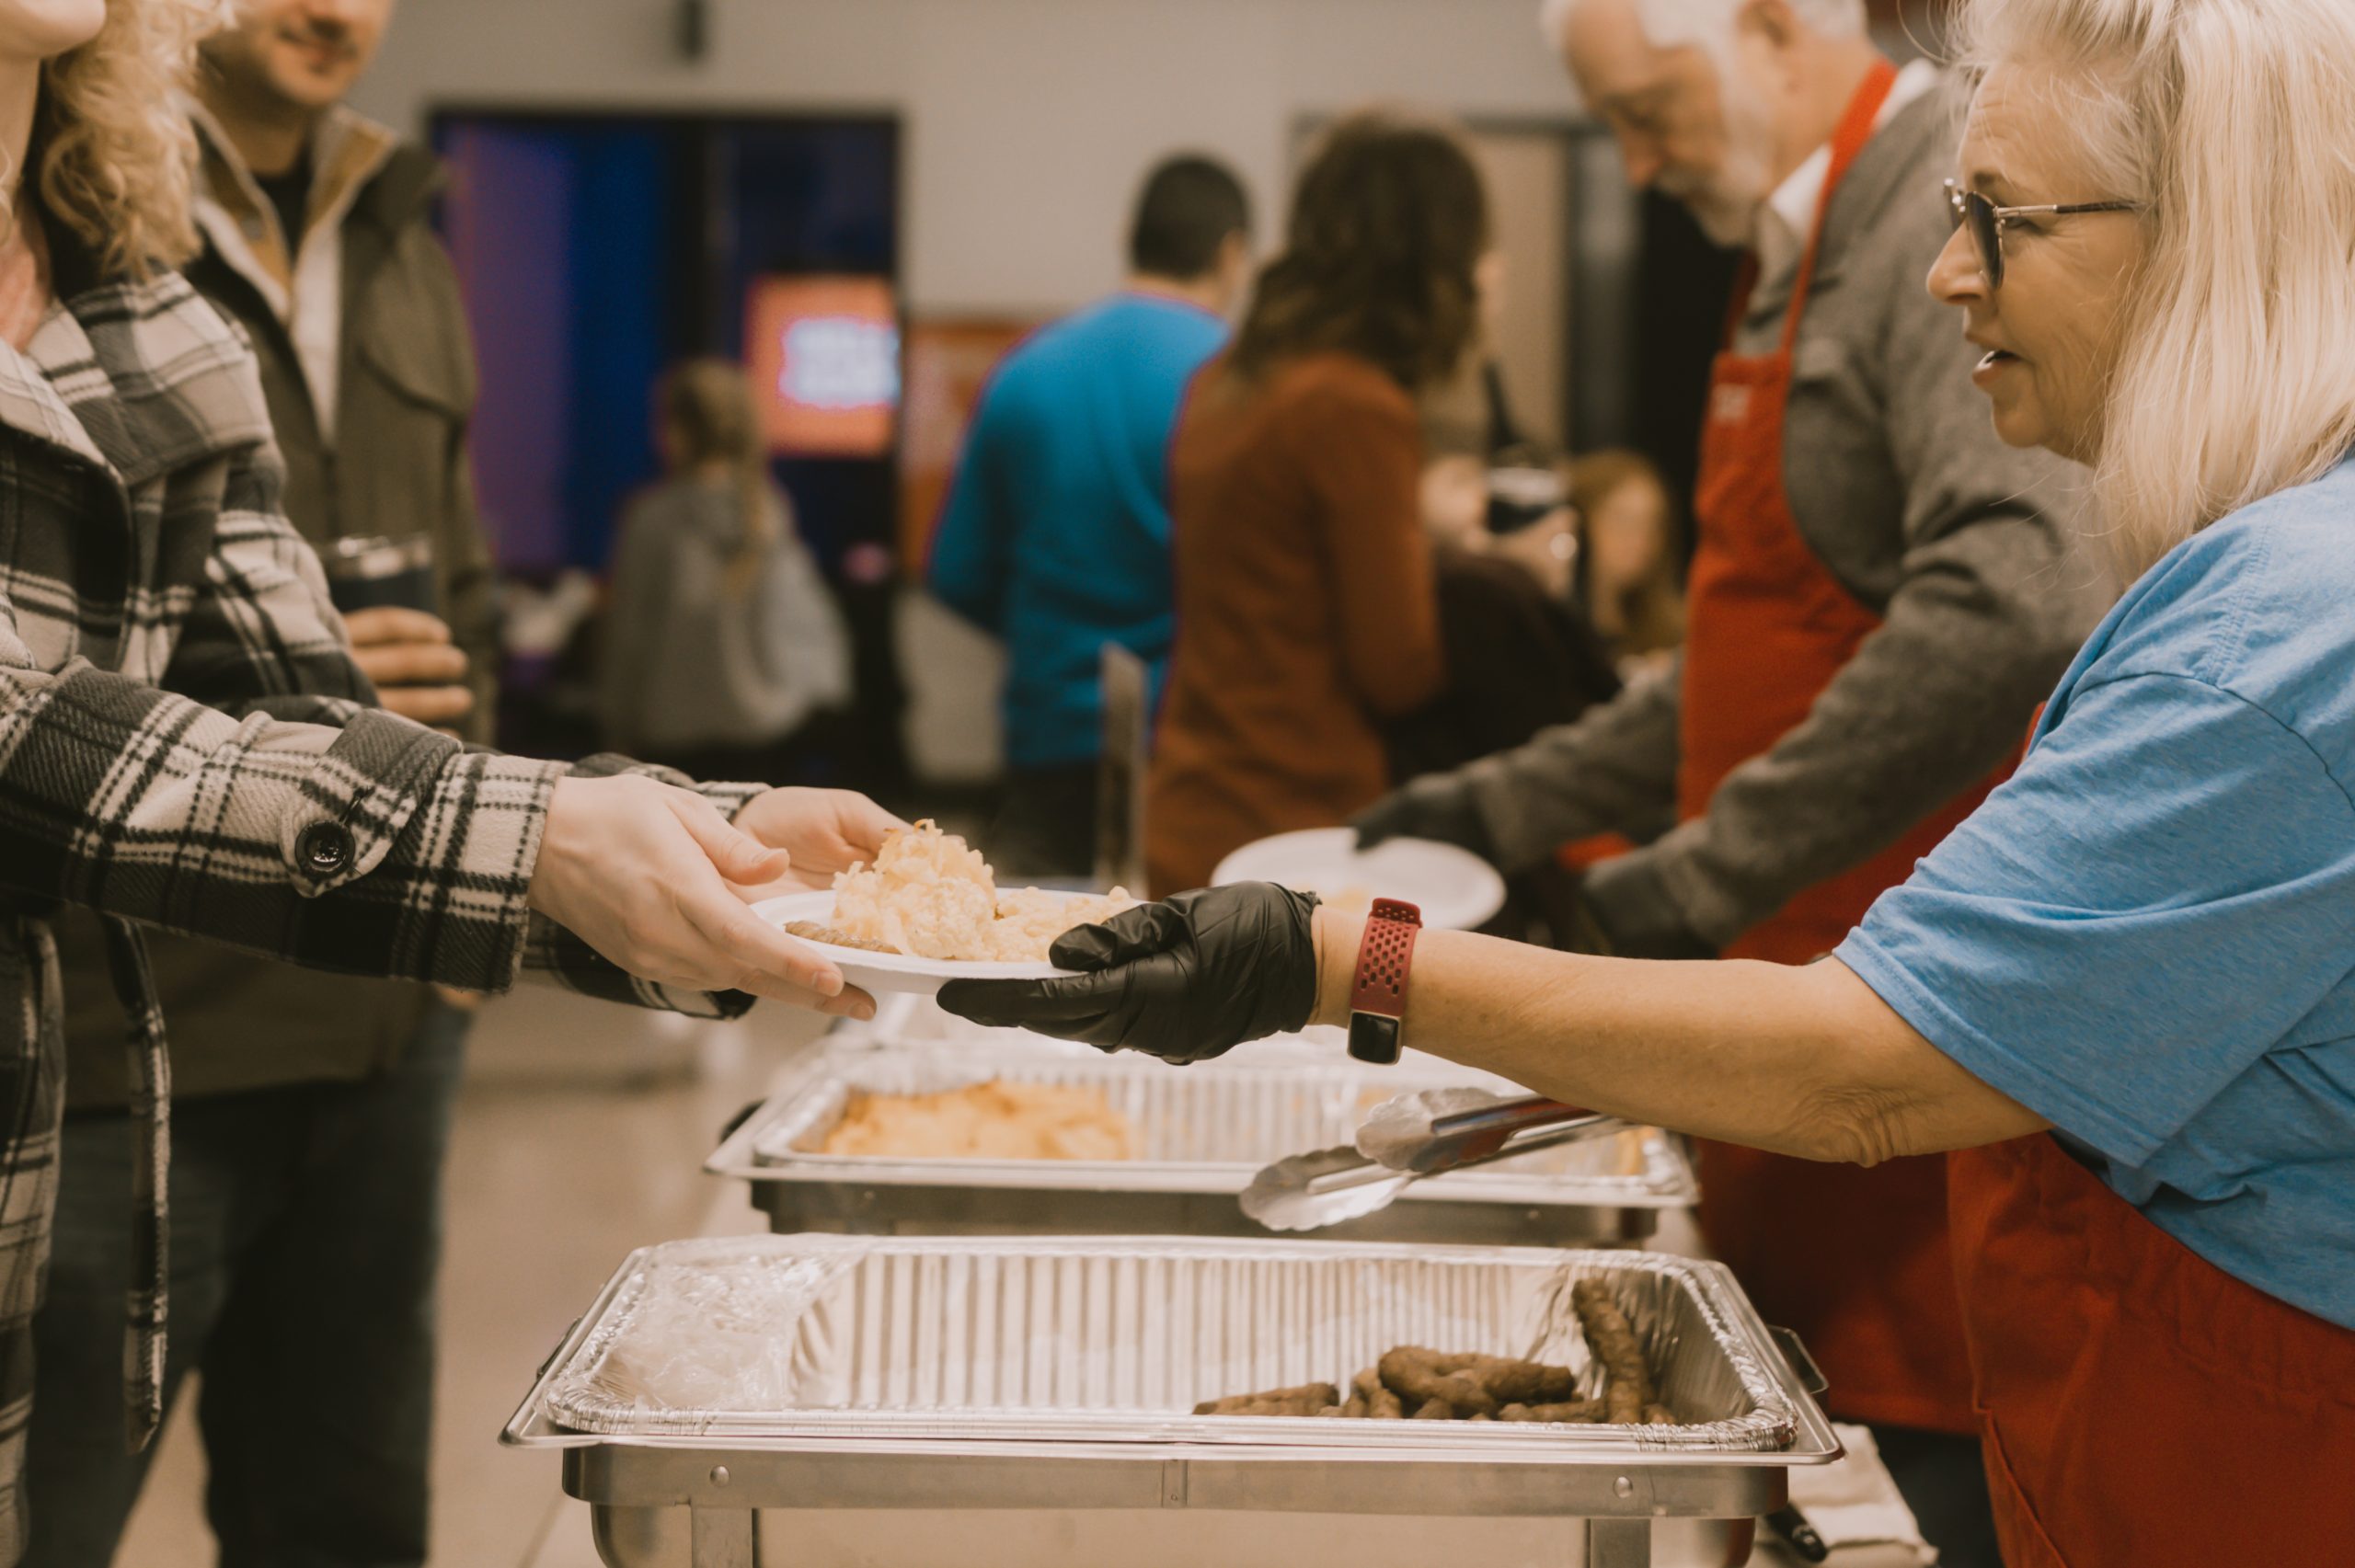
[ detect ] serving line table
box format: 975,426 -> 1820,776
506,1234 -> 1842,1568
512,1007 -> 1937,1568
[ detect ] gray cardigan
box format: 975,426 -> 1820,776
1461,74 -> 2111,951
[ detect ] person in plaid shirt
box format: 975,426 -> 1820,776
0,2 -> 894,1557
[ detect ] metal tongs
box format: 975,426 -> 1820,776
1240,1088 -> 1625,1232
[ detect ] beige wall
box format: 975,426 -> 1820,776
355,0 -> 1581,317
356,0 -> 1591,784
1465,127 -> 1571,452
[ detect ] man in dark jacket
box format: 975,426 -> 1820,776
27,2 -> 498,1562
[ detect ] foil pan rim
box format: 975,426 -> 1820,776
737,1042 -> 1696,1207
538,1236 -> 1808,1457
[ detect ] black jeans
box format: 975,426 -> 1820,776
1874,1423 -> 2003,1568
22,1001 -> 468,1568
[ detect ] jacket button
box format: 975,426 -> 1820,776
297,822 -> 354,876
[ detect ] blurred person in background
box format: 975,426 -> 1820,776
928,154 -> 1251,878
31,0 -> 504,1561
601,359 -> 851,787
1350,1 -> 2101,1556
1143,112 -> 1488,895
1386,439 -> 1621,789
1416,348 -> 1599,621
1415,449 -> 1492,552
0,6 -> 900,1561
1568,448 -> 1683,674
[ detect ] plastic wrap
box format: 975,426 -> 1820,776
541,1235 -> 1798,1453
548,1249 -> 859,1427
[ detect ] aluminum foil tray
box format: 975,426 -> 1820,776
718,1038 -> 1694,1212
512,1234 -> 1835,1465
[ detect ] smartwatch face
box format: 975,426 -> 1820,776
1347,1013 -> 1404,1065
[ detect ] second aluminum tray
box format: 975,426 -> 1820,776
502,1235 -> 1836,1568
708,1036 -> 1697,1244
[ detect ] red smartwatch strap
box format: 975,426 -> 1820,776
1346,898 -> 1421,1064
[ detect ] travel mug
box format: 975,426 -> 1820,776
321,532 -> 436,614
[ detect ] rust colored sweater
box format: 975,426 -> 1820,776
1145,351 -> 1442,894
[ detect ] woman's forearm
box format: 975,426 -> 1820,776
1308,910 -> 2046,1162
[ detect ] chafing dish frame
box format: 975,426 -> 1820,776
706,1039 -> 1698,1246
504,1235 -> 1839,1568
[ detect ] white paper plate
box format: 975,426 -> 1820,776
752,888 -> 1098,997
1209,828 -> 1506,932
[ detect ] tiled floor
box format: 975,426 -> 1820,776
112,985 -> 831,1568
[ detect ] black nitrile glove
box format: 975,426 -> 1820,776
936,884 -> 1320,1062
1349,774 -> 1497,863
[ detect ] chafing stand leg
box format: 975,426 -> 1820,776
1586,1516 -> 1651,1568
691,1505 -> 755,1568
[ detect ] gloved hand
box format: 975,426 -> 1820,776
936,884 -> 1321,1062
1350,773 -> 1497,861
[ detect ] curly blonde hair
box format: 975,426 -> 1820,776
35,0 -> 230,281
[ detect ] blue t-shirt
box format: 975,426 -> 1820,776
1836,456 -> 2355,1330
926,292 -> 1228,769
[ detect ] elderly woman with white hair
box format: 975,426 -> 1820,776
946,1 -> 2355,1560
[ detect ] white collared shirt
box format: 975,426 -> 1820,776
1754,58 -> 1941,287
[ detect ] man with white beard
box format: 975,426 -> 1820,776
1350,5 -> 2104,1561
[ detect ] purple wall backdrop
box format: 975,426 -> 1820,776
443,125 -> 574,576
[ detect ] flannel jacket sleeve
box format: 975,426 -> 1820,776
4,441 -> 758,1019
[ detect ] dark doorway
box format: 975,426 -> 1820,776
431,109 -> 909,789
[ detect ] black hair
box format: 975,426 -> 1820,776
1127,155 -> 1252,280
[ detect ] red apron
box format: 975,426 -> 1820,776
1679,59 -> 2007,1436
1949,1133 -> 2355,1565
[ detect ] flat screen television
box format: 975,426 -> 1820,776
744,274 -> 900,457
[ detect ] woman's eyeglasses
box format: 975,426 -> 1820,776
1944,179 -> 2141,289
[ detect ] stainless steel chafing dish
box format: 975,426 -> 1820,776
505,1235 -> 1837,1568
707,1035 -> 1698,1244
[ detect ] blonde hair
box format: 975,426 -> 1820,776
33,0 -> 227,281
1569,449 -> 1685,656
1958,0 -> 2355,577
659,358 -> 786,599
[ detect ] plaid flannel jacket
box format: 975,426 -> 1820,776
0,251 -> 759,1559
